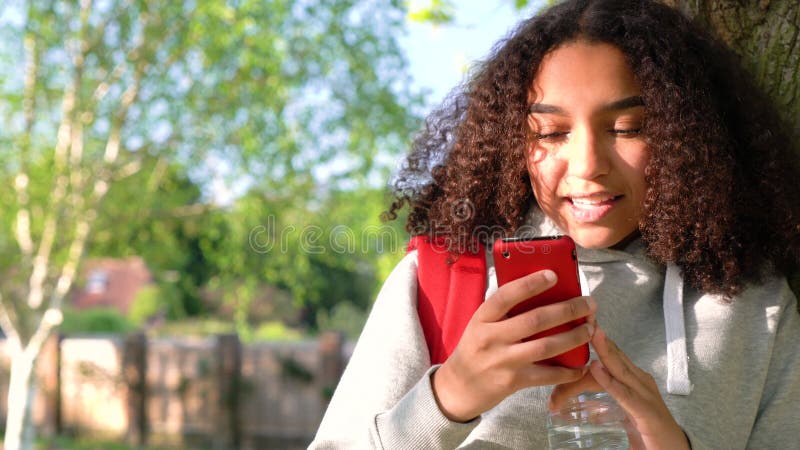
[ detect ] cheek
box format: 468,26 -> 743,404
526,148 -> 562,199
616,147 -> 650,215
626,149 -> 650,194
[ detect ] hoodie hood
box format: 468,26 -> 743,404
517,208 -> 692,395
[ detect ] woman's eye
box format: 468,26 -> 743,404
611,128 -> 641,136
534,131 -> 569,141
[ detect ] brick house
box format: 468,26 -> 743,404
72,257 -> 152,315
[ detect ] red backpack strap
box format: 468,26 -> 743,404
407,236 -> 487,365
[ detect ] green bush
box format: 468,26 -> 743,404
128,283 -> 185,325
316,301 -> 367,340
252,320 -> 303,342
156,318 -> 235,337
60,307 -> 134,335
128,285 -> 161,325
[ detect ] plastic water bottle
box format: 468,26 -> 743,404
547,391 -> 629,450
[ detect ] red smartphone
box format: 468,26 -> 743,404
492,235 -> 589,368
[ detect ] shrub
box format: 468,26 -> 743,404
60,307 -> 134,335
128,285 -> 161,326
128,283 -> 185,326
316,301 -> 367,340
252,320 -> 303,342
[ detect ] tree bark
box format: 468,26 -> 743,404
663,1 -> 799,139
4,351 -> 37,450
663,0 -> 800,298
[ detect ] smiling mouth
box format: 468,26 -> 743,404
567,194 -> 623,222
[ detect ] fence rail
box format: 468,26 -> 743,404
0,332 -> 350,449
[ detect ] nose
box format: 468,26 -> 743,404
563,125 -> 611,180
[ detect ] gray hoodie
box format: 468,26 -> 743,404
310,219 -> 800,449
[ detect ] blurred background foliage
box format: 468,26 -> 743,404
0,0 -> 420,342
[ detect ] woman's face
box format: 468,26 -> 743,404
526,40 -> 648,249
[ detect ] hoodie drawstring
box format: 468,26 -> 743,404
578,268 -> 590,296
664,263 -> 692,395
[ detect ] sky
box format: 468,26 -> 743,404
399,1 -> 544,109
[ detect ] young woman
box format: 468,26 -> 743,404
310,0 -> 800,448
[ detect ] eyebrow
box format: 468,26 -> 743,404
528,95 -> 645,115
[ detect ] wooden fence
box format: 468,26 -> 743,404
0,332 -> 352,449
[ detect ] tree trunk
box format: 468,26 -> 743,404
0,308 -> 61,450
4,351 -> 37,450
663,0 -> 800,298
663,0 -> 800,140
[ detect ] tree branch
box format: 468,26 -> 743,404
15,33 -> 38,261
115,160 -> 142,180
27,79 -> 76,309
28,0 -> 95,311
50,219 -> 91,312
22,308 -> 62,361
0,298 -> 23,355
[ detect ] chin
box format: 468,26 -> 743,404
571,238 -> 616,250
566,228 -> 631,250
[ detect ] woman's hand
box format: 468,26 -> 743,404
550,327 -> 690,450
431,270 -> 596,422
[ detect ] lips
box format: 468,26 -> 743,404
566,193 -> 623,222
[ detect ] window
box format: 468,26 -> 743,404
86,269 -> 109,294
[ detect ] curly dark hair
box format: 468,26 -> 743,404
385,0 -> 800,297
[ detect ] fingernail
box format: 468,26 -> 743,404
586,297 -> 596,310
586,322 -> 595,338
542,269 -> 556,283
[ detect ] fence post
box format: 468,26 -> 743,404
36,332 -> 61,436
123,331 -> 148,446
215,333 -> 242,449
318,331 -> 344,405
